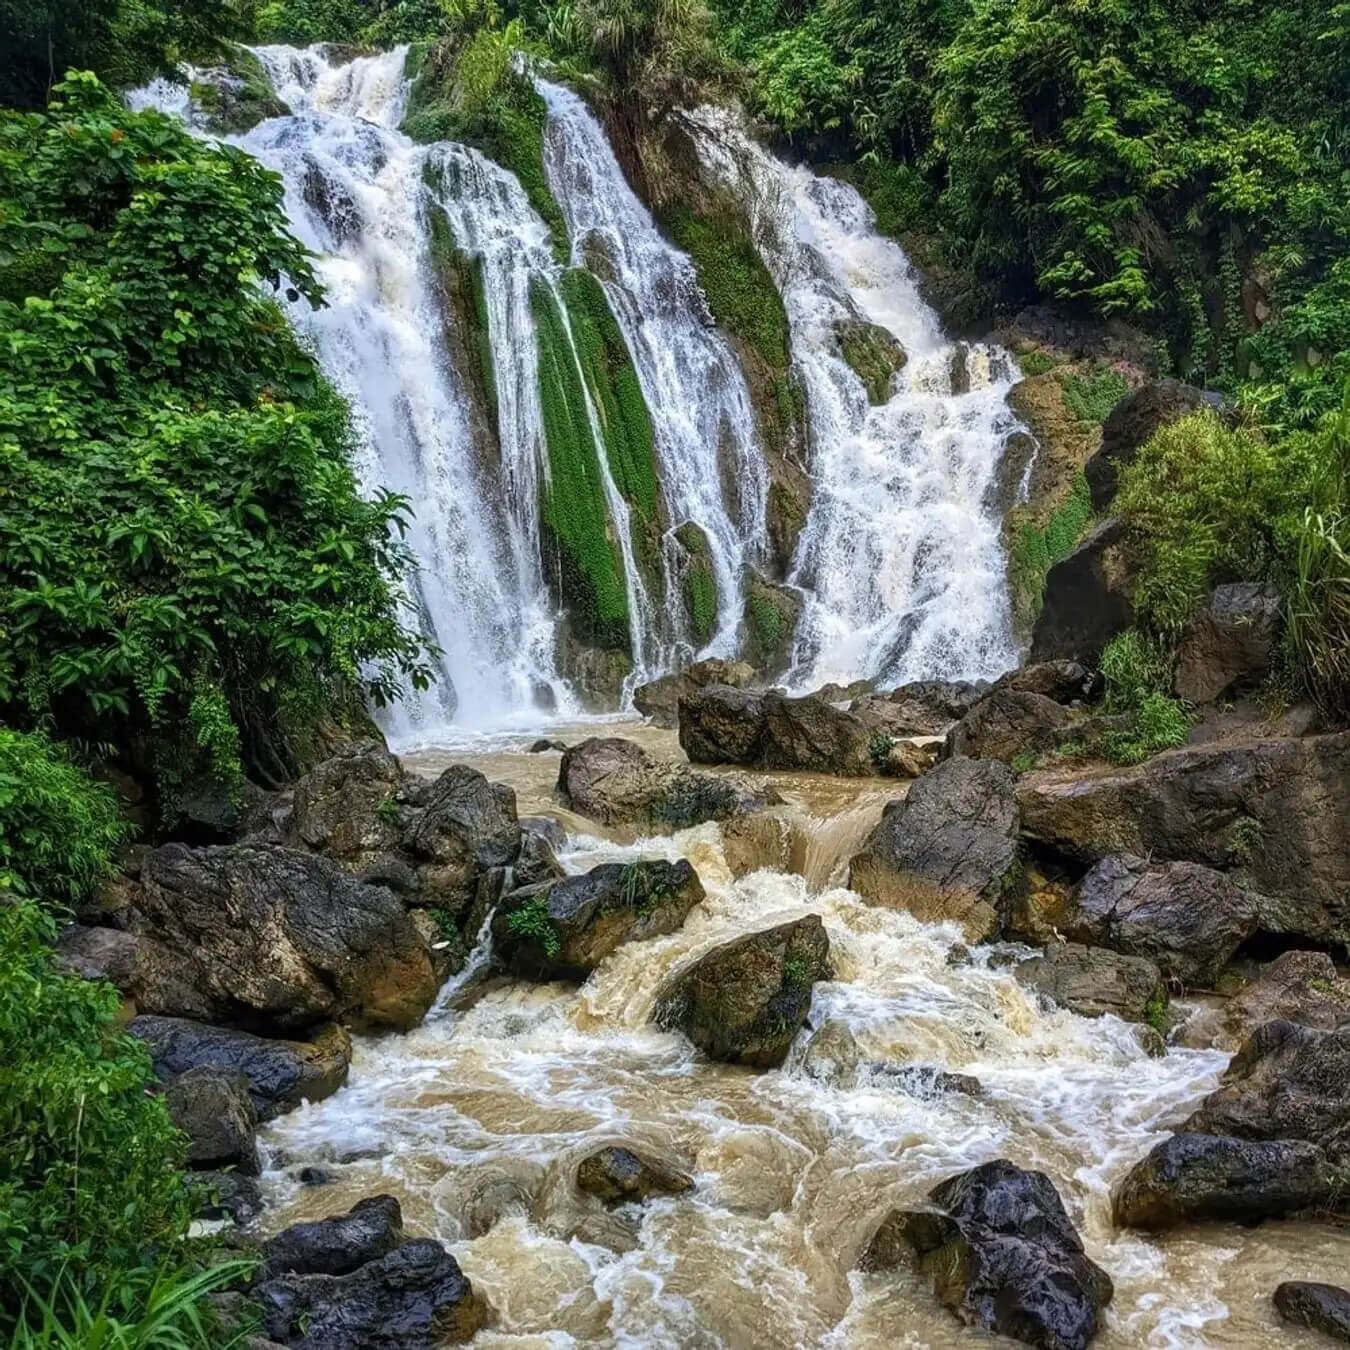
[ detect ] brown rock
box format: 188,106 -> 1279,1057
1030,517 -> 1136,665
1015,943 -> 1165,1023
1173,583 -> 1282,704
576,1146 -> 693,1205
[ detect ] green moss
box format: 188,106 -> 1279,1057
558,270 -> 657,521
192,45 -> 290,135
1144,987 -> 1170,1036
531,277 -> 631,650
837,320 -> 906,404
660,202 -> 790,375
403,44 -> 568,262
506,893 -> 561,957
685,565 -> 718,642
1010,750 -> 1039,774
1063,367 -> 1130,425
1008,471 -> 1094,623
1018,350 -> 1062,377
426,205 -> 498,420
782,956 -> 812,990
747,591 -> 786,654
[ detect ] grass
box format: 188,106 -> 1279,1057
1096,632 -> 1192,765
1063,367 -> 1129,425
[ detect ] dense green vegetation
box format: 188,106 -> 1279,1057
0,76 -> 431,794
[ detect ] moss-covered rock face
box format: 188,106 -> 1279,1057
191,46 -> 290,135
532,277 -> 632,651
834,317 -> 907,404
674,522 -> 717,644
424,202 -> 500,462
744,575 -> 801,676
401,39 -> 568,262
1003,360 -> 1140,643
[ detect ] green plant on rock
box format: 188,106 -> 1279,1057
1008,472 -> 1093,625
506,892 -> 561,957
1096,632 -> 1191,766
746,592 -> 788,659
1143,986 -> 1169,1037
868,732 -> 895,774
1062,368 -> 1129,427
781,956 -> 812,990
0,731 -> 129,906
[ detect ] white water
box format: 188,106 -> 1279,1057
538,80 -> 770,669
689,112 -> 1022,691
250,740 -> 1350,1347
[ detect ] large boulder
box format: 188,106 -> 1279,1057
128,843 -> 441,1033
56,923 -> 213,1020
1112,1132 -> 1332,1229
256,1238 -> 484,1349
1019,733 -> 1350,948
1274,1282 -> 1350,1343
870,680 -> 987,734
945,688 -> 1075,764
164,1068 -> 260,1175
653,915 -> 831,1067
492,859 -> 704,981
1086,379 -> 1212,511
1183,1020 -> 1350,1148
288,741 -> 404,869
1181,950 -> 1350,1051
1062,855 -> 1257,987
678,685 -> 766,764
1172,583 -> 1283,704
995,662 -> 1102,705
130,1015 -> 351,1121
849,758 -> 1020,941
260,1196 -> 405,1280
556,737 -> 777,828
1014,943 -> 1165,1024
863,1159 -> 1113,1350
633,659 -> 754,728
575,1146 -> 693,1206
1029,517 -> 1136,666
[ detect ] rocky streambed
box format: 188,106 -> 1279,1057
62,678 -> 1350,1348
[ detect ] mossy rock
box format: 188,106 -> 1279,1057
191,46 -> 290,135
532,278 -> 631,651
557,632 -> 633,713
834,317 -> 907,405
743,576 -> 800,677
674,523 -> 717,645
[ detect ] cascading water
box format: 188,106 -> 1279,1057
537,81 -> 771,668
689,111 -> 1023,692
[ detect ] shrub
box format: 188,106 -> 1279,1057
0,732 -> 128,905
1115,411 -> 1314,636
1096,632 -> 1190,765
0,902 -> 194,1326
0,75 -> 431,789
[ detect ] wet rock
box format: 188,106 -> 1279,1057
1186,950 -> 1350,1050
1111,1132 -> 1332,1229
1063,855 -> 1257,987
1173,583 -> 1282,704
800,1019 -> 861,1085
493,859 -> 704,981
834,316 -> 908,404
1183,1020 -> 1350,1148
261,1196 -> 404,1280
945,688 -> 1075,763
575,1146 -> 693,1205
678,685 -> 767,764
192,1170 -> 264,1225
288,741 -> 404,870
299,1168 -> 333,1187
633,659 -> 755,729
528,738 -> 567,754
126,843 -> 440,1033
744,575 -> 802,677
257,1238 -> 484,1348
864,1159 -> 1112,1350
865,1063 -> 984,1100
55,922 -> 208,1019
165,1068 -> 260,1176
1015,943 -> 1165,1024
720,809 -> 805,879
557,737 -> 777,829
406,765 -> 521,916
653,915 -> 832,1068
130,1016 -> 351,1121
871,679 -> 987,734
1016,733 -> 1350,949
1274,1282 -> 1350,1342
1085,379 -> 1212,511
513,818 -> 565,888
1030,517 -> 1136,666
849,758 -> 1020,942
995,662 -> 1102,706
883,738 -> 941,778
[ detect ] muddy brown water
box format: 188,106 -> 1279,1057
256,721 -> 1350,1347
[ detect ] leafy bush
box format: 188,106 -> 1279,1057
0,901 -> 195,1326
0,732 -> 128,905
1116,411 -> 1313,636
0,76 -> 431,789
1097,631 -> 1190,765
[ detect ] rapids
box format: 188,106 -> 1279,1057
254,730 -> 1350,1348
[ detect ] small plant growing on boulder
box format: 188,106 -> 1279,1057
506,893 -> 561,957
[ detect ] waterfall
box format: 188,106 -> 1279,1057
688,110 -> 1021,691
536,80 -> 770,667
